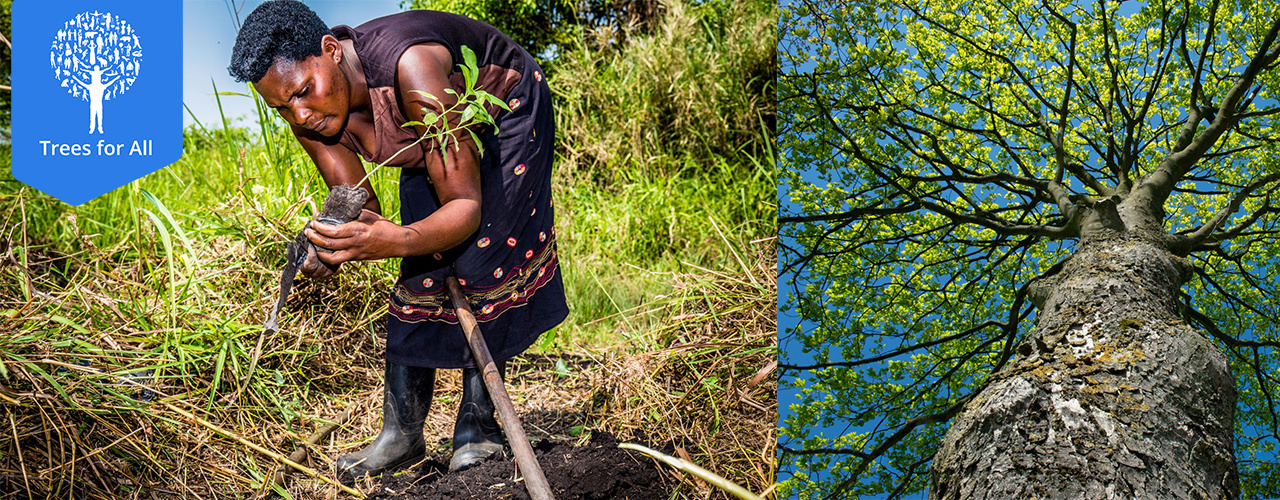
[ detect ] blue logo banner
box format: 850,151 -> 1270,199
12,2 -> 183,206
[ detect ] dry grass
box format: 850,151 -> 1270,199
0,184 -> 395,500
0,179 -> 776,499
585,238 -> 778,499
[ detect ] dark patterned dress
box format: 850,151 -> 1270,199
331,10 -> 568,369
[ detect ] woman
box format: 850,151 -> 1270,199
229,0 -> 568,478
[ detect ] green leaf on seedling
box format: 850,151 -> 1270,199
483,92 -> 512,111
460,46 -> 479,90
554,358 -> 570,377
569,425 -> 585,436
461,45 -> 478,77
461,65 -> 476,91
273,370 -> 284,385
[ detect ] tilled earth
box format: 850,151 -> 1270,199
365,433 -> 672,500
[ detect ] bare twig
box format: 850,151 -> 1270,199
273,404 -> 356,489
162,402 -> 364,498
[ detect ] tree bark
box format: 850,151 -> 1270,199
930,202 -> 1238,499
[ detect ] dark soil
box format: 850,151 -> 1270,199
365,433 -> 672,500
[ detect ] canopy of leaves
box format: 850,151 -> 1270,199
778,0 -> 1280,498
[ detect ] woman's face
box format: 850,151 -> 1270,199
255,36 -> 350,138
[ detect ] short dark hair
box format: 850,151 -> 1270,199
228,0 -> 332,83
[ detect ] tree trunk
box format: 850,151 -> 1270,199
929,203 -> 1238,499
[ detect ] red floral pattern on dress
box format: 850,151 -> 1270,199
391,227 -> 561,324
477,237 -> 490,248
539,232 -> 546,242
509,98 -> 521,109
507,237 -> 517,247
514,164 -> 526,175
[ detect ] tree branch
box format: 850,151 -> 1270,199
779,202 -> 923,224
1168,172 -> 1280,254
1138,14 -> 1280,206
777,444 -> 870,458
1185,302 -> 1280,349
821,394 -> 975,500
779,320 -> 1005,371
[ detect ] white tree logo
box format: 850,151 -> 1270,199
49,11 -> 142,134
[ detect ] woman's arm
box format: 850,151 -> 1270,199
293,127 -> 380,277
392,43 -> 484,254
295,129 -> 382,215
306,43 -> 484,262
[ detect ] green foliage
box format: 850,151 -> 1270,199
402,0 -> 574,63
379,45 -> 508,179
780,0 -> 1280,498
0,0 -> 774,350
401,0 -> 664,65
552,0 -> 776,178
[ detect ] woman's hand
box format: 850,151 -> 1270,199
299,243 -> 341,279
304,209 -> 409,265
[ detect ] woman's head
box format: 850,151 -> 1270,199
229,0 -> 352,137
229,0 -> 330,83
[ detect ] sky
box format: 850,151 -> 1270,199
182,0 -> 404,130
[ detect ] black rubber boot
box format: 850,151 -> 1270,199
337,362 -> 435,479
448,361 -> 506,472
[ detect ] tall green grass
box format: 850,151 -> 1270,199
544,0 -> 776,346
550,0 -> 776,178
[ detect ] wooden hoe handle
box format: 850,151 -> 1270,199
446,277 -> 556,500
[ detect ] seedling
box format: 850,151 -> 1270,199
266,45 -> 506,332
355,44 -> 510,187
